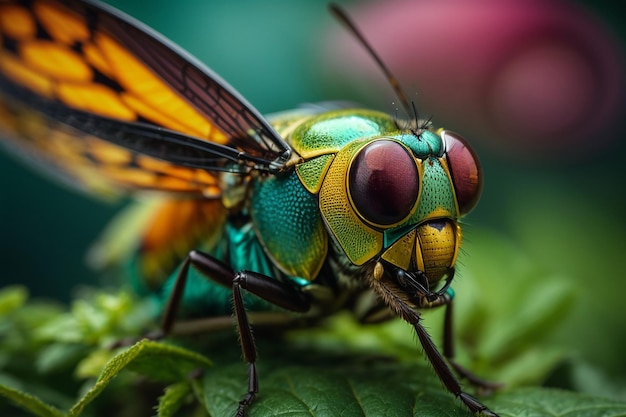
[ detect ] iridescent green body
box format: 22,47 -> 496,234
139,108 -> 464,319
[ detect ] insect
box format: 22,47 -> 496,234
0,0 -> 498,415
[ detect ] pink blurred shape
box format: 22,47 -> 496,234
328,0 -> 624,158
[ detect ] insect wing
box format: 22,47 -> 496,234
0,0 -> 291,196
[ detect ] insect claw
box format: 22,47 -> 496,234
459,392 -> 499,417
236,393 -> 255,417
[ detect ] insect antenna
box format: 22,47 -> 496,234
411,101 -> 422,130
330,4 -> 421,134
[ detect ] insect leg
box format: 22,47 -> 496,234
161,249 -> 311,416
231,268 -> 311,415
413,317 -> 499,416
369,274 -> 498,416
442,300 -> 503,392
159,250 -> 233,335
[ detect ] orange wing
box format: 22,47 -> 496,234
0,0 -> 291,197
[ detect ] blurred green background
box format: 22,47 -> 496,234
0,0 -> 624,400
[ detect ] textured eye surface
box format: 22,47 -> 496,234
349,140 -> 419,225
442,131 -> 483,215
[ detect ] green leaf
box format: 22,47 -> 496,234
0,286 -> 28,316
69,339 -> 212,417
0,383 -> 64,417
35,290 -> 157,347
198,341 -> 626,416
201,341 -> 478,417
567,360 -> 626,401
35,344 -> 90,374
488,387 -> 626,417
2,284 -> 626,417
157,382 -> 192,417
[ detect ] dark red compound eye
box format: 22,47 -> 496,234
348,140 -> 419,225
442,131 -> 483,215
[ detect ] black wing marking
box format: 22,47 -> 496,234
83,0 -> 291,168
0,0 -> 292,190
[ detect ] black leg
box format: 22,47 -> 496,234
160,249 -> 311,416
443,297 -> 455,358
160,250 -> 234,335
414,322 -> 498,416
442,300 -> 503,393
402,266 -> 501,394
368,273 -> 499,416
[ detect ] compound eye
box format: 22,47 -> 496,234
349,140 -> 419,225
442,131 -> 483,215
